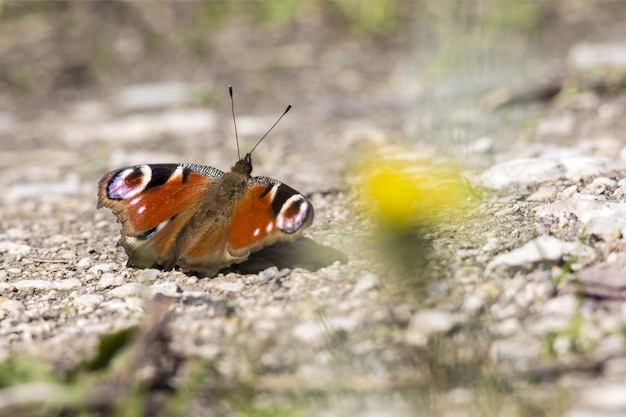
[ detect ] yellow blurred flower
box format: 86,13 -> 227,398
358,151 -> 474,227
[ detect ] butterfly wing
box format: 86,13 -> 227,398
228,176 -> 314,256
97,163 -> 224,269
174,176 -> 314,274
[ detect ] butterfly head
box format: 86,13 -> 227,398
232,153 -> 253,176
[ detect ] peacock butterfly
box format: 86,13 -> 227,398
97,87 -> 314,276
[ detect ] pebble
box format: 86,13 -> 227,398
526,316 -> 572,336
88,263 -> 118,276
489,337 -> 542,362
535,198 -> 626,223
405,309 -> 456,347
576,382 -> 626,410
292,316 -> 359,347
462,294 -> 485,313
258,267 -> 280,281
12,279 -> 82,291
489,318 -> 520,337
586,214 -> 626,240
569,42 -> 626,73
138,269 -> 164,282
480,158 -> 563,190
0,241 -> 32,257
351,273 -> 380,295
215,281 -> 245,293
535,114 -> 575,136
480,155 -> 622,190
76,257 -> 94,269
98,273 -> 124,289
604,357 -> 626,377
109,283 -> 146,298
596,334 -> 626,357
486,236 -> 575,272
0,299 -> 26,315
73,294 -> 104,308
541,294 -> 578,317
148,282 -> 180,297
578,266 -> 626,299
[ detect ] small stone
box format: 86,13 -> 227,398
560,156 -> 620,181
0,299 -> 25,314
138,269 -> 163,282
578,382 -> 626,410
526,316 -> 571,336
9,279 -> 80,292
258,267 -> 279,281
55,279 -> 82,290
13,280 -> 52,291
125,297 -> 145,311
586,214 -> 626,240
148,282 -> 180,297
76,257 -> 94,269
88,263 -> 117,275
352,273 -> 380,295
542,294 -> 578,316
569,42 -> 626,72
536,115 -> 575,137
597,334 -> 626,357
292,316 -> 359,347
489,318 -> 520,337
292,322 -> 326,346
578,266 -> 626,300
73,294 -> 104,308
489,337 -> 541,362
109,283 -> 146,298
526,186 -> 558,202
462,294 -> 485,313
604,357 -> 626,376
486,236 -> 575,272
98,273 -> 124,289
480,158 -> 564,190
405,309 -> 456,347
57,250 -> 77,260
215,281 -> 245,293
0,241 -> 32,257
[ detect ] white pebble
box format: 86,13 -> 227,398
98,273 -> 124,289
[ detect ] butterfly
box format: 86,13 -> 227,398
97,87 -> 314,276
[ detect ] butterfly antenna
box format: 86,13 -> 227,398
249,104 -> 292,155
229,85 -> 241,160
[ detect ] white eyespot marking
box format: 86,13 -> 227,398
276,195 -> 309,234
137,205 -> 146,214
266,223 -> 273,233
253,228 -> 261,237
108,165 -> 152,199
130,197 -> 142,206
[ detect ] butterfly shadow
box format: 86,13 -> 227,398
222,237 -> 348,276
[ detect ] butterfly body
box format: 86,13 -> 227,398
97,153 -> 314,276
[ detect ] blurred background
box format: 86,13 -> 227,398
2,0 -> 625,192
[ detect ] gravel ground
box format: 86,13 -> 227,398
2,3 -> 626,416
